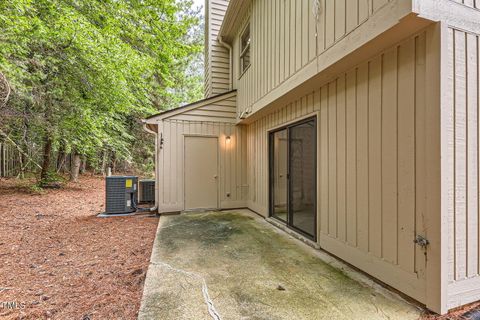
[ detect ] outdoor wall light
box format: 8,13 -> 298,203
225,136 -> 231,143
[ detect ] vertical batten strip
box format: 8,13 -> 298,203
447,28 -> 456,283
337,75 -> 347,242
346,69 -> 358,247
415,33 -> 427,277
478,34 -> 480,276
397,38 -> 416,273
320,86 -> 329,235
382,48 -> 398,264
357,62 -> 369,252
368,55 -> 383,258
328,81 -> 337,237
466,32 -> 479,277
454,31 -> 468,281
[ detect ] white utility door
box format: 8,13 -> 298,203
184,136 -> 218,210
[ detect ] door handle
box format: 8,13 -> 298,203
214,175 -> 218,179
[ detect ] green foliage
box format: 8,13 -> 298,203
0,0 -> 203,174
38,170 -> 66,188
28,183 -> 45,194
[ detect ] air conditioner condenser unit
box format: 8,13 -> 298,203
105,176 -> 138,214
139,179 -> 155,204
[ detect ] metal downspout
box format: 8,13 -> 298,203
218,35 -> 233,90
142,122 -> 159,213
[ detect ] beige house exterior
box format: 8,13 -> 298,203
144,0 -> 480,314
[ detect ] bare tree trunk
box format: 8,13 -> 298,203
79,156 -> 86,174
100,150 -> 108,176
41,100 -> 54,182
0,142 -> 4,178
66,153 -> 71,174
40,136 -> 53,181
20,103 -> 29,178
110,151 -> 116,175
56,143 -> 66,172
17,153 -> 25,179
70,152 -> 81,182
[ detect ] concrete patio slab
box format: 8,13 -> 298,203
138,210 -> 423,320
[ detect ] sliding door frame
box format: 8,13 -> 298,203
268,115 -> 318,241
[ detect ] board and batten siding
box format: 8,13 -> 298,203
156,94 -> 248,212
444,27 -> 480,309
246,31 -> 430,303
232,0 -> 393,115
205,0 -> 231,97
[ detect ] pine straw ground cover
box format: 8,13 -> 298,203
0,176 -> 159,320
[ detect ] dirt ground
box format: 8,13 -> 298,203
0,176 -> 159,320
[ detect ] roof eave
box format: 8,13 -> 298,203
142,90 -> 237,123
219,0 -> 251,42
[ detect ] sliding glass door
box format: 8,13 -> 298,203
289,120 -> 316,238
269,117 -> 317,240
270,129 -> 288,222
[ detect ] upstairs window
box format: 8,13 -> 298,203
240,23 -> 251,75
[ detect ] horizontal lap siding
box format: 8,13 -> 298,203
445,28 -> 480,309
234,0 -> 392,114
172,96 -> 237,123
204,0 -> 211,97
205,0 -> 230,97
247,32 -> 428,302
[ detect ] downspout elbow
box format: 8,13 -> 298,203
142,122 -> 157,136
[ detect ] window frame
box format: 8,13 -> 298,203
239,22 -> 251,78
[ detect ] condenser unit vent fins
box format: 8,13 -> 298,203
105,176 -> 138,214
139,179 -> 155,204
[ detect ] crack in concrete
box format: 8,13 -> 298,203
151,261 -> 222,320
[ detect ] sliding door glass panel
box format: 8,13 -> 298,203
271,129 -> 288,222
289,120 -> 316,238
